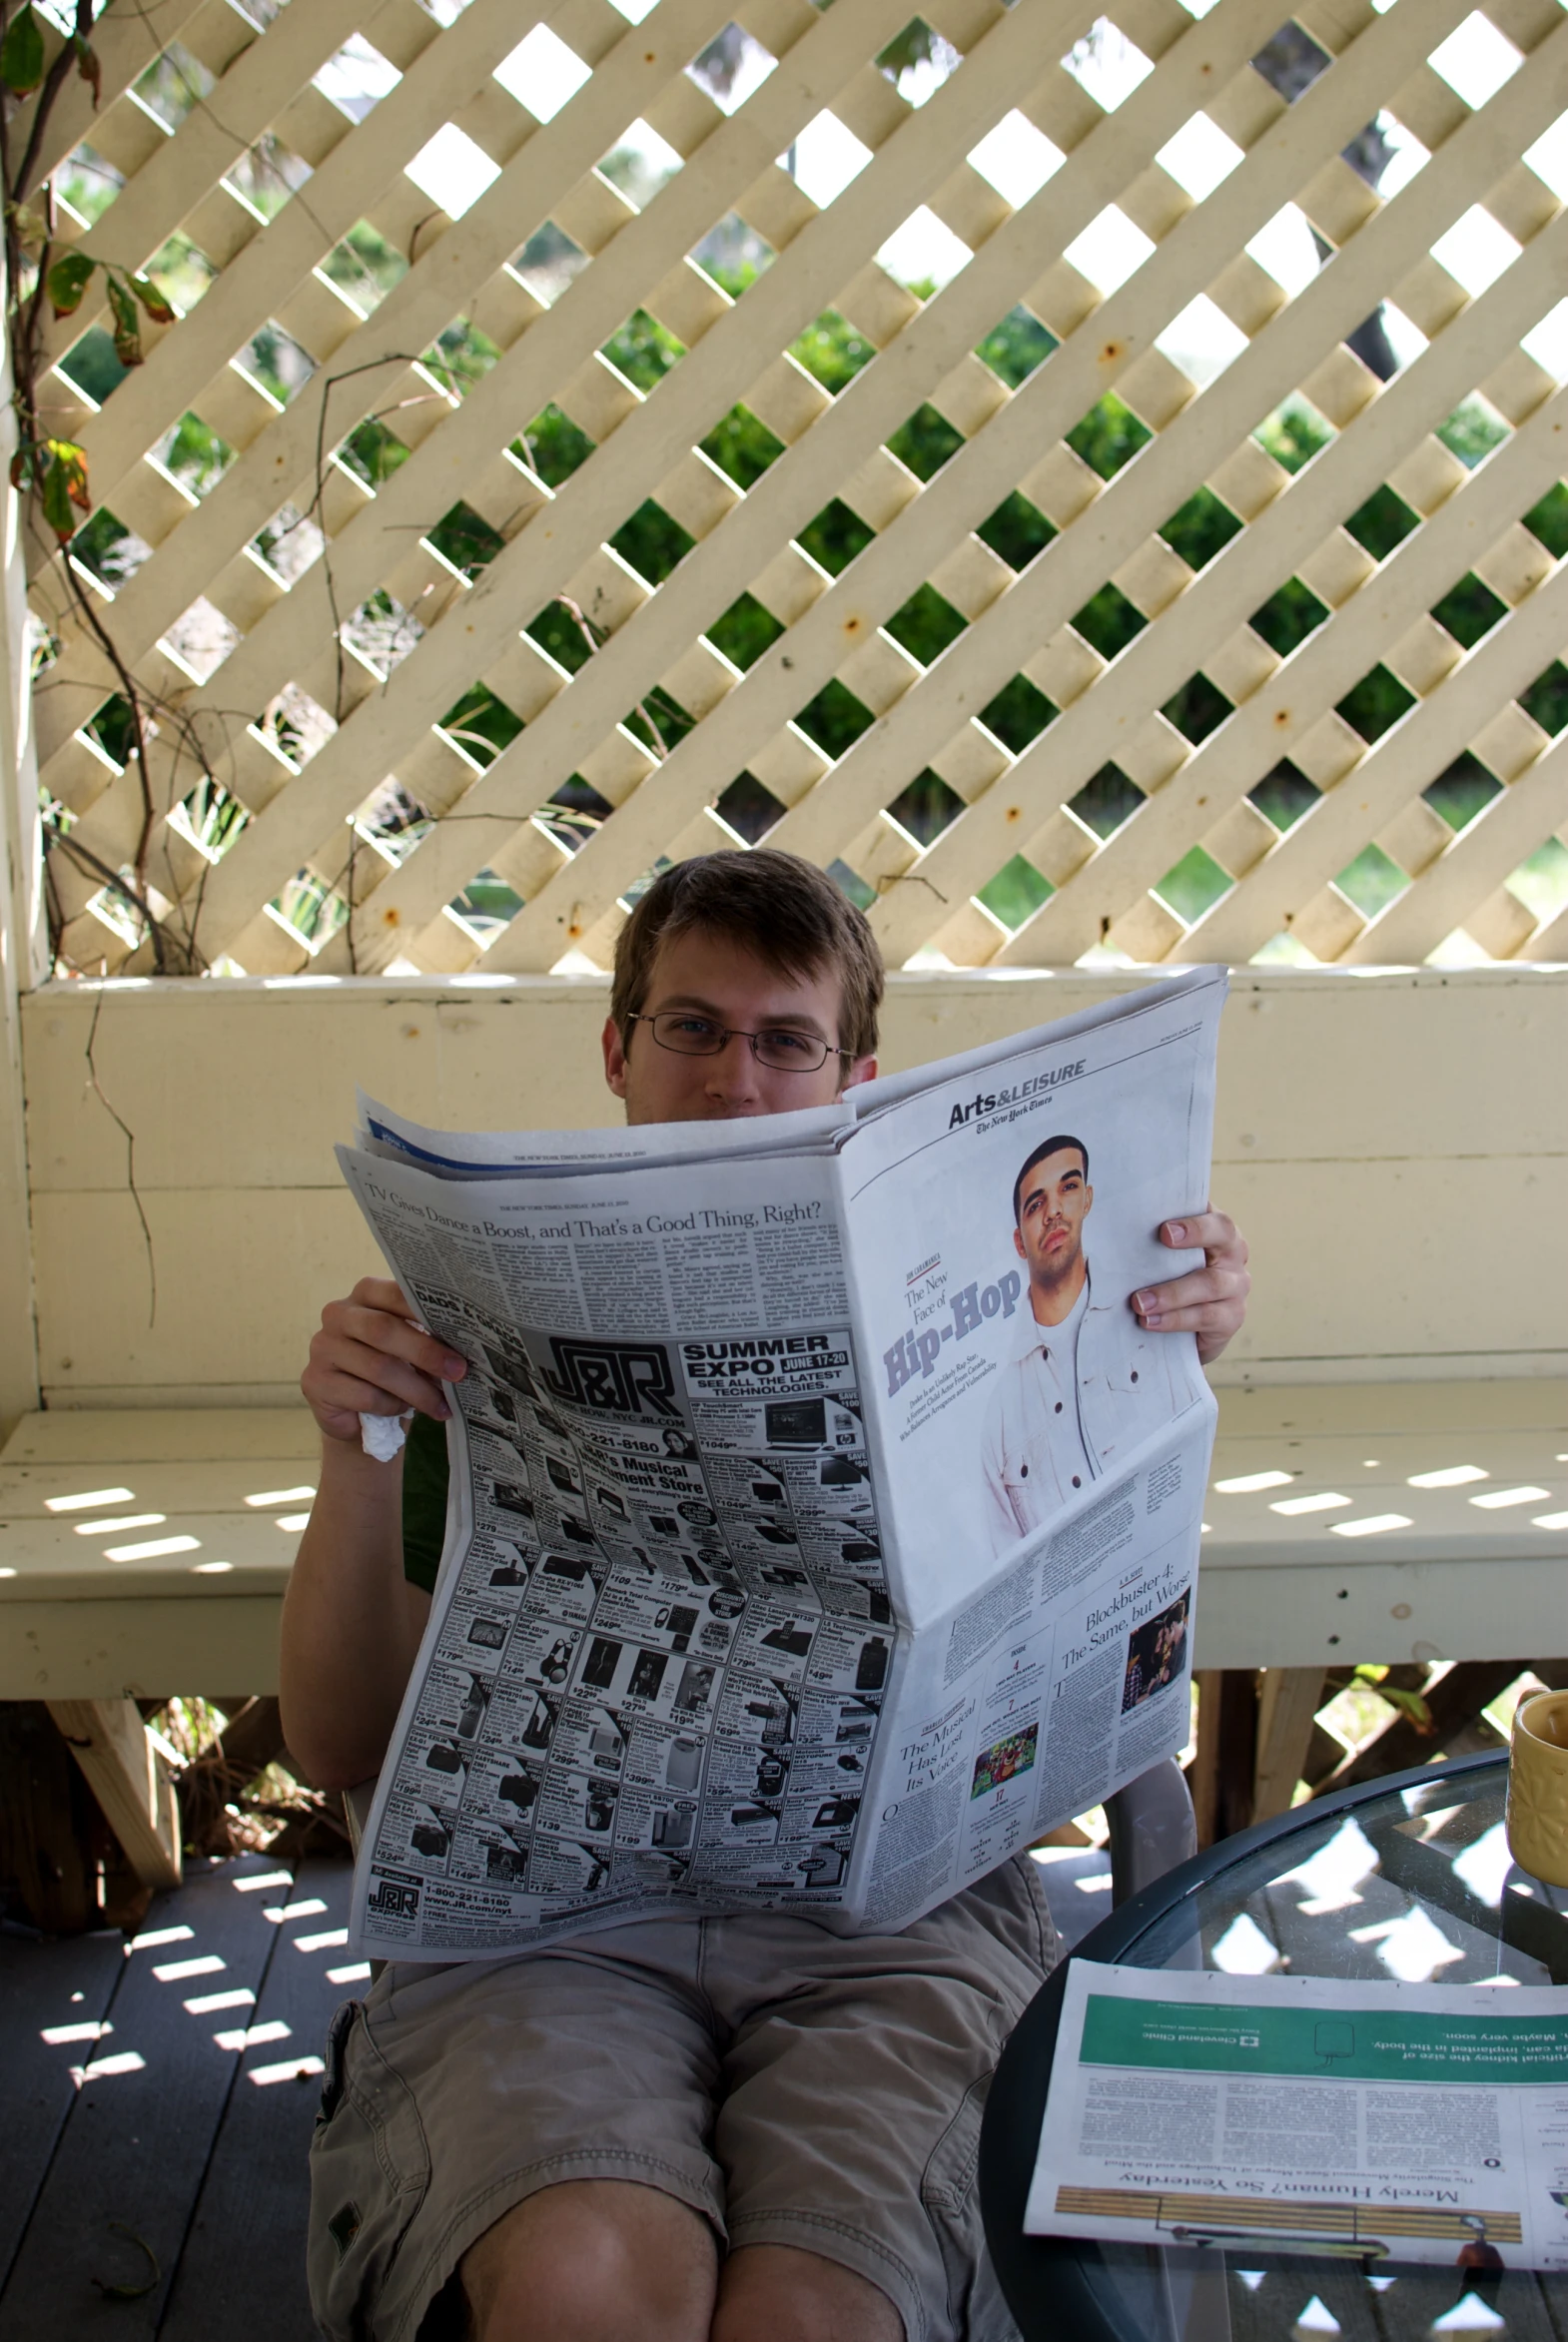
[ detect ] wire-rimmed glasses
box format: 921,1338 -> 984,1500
626,1010 -> 850,1075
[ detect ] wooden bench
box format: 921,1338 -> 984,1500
4,1383 -> 1562,1878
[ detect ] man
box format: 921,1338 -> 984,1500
981,1138 -> 1206,1556
284,850 -> 1249,2342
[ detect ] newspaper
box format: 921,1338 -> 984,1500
342,969 -> 1226,1957
1027,1963 -> 1568,2269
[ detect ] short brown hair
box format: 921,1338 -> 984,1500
610,850 -> 884,1059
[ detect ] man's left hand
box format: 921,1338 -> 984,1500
1131,1209 -> 1250,1368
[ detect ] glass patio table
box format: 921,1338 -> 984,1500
981,1750 -> 1568,2342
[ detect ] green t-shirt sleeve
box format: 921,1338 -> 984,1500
401,1411 -> 450,1596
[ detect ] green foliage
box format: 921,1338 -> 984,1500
1072,766 -> 1144,839
1430,573 -> 1506,651
0,6 -> 44,95
1254,398 -> 1331,474
1334,842 -> 1406,919
1523,484 -> 1568,560
978,854 -> 1052,932
714,773 -> 784,842
1249,763 -> 1319,832
885,583 -> 965,664
439,685 -> 523,766
1344,486 -> 1418,563
1073,582 -> 1145,661
1163,672 -> 1230,745
156,410 -> 233,498
1520,659 -> 1568,736
528,601 -> 595,675
1423,754 -> 1499,834
886,769 -> 963,846
700,402 -> 784,491
427,500 -> 505,581
1067,393 -> 1150,481
424,316 -> 501,396
1156,846 -> 1230,924
708,593 -> 783,672
799,497 -> 874,577
976,306 -> 1055,390
519,404 -> 593,489
323,218 -> 407,312
1437,398 -> 1509,469
1159,487 -> 1239,571
790,311 -> 874,393
339,417 -> 408,486
980,676 -> 1055,754
795,677 -> 874,757
1249,579 -> 1328,659
978,491 -> 1054,572
610,497 -> 693,586
888,402 -> 962,481
1336,663 -> 1414,744
602,308 -> 683,393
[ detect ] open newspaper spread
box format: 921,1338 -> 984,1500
342,969 -> 1226,1958
1027,1963 -> 1568,2269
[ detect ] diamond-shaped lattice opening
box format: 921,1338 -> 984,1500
970,111 -> 1065,208
425,317 -> 501,398
1068,393 -> 1152,482
827,858 -> 877,912
800,499 -> 875,578
888,404 -> 965,483
406,123 -> 501,221
689,23 -> 777,113
56,325 -> 129,405
1070,764 -> 1145,840
161,597 -> 240,686
877,18 -> 961,104
323,220 -> 407,314
981,676 -> 1056,754
539,775 -> 614,857
518,404 -> 594,490
618,855 -> 675,913
625,685 -> 694,759
1344,484 -> 1420,563
1506,838 -> 1568,926
82,693 -> 138,767
60,141 -> 122,228
1063,20 -> 1153,112
1250,929 -> 1319,967
878,204 -> 972,292
144,232 -> 216,316
978,855 -> 1052,932
975,306 -> 1056,391
315,34 -> 400,122
790,112 -> 874,210
611,499 -> 695,586
796,680 -> 875,757
1254,395 -> 1333,473
241,320 -> 317,406
169,775 -> 249,865
253,501 -> 324,585
1249,578 -> 1328,659
426,501 -> 507,583
1251,20 -> 1331,103
886,769 -> 964,846
978,491 -> 1054,573
603,309 -> 685,394
512,222 -> 589,308
338,416 -> 410,488
1154,846 -> 1232,925
528,601 -> 595,676
447,870 -> 525,945
151,410 -> 236,500
790,311 -> 875,393
224,134 -> 313,225
1249,760 -> 1320,832
1431,13 -> 1523,109
1423,752 -> 1501,834
346,590 -> 423,679
496,24 -> 591,119
1437,394 -> 1510,469
1161,487 -> 1240,571
1430,573 -> 1508,651
708,593 -> 784,672
70,508 -> 152,588
269,869 -> 349,953
353,778 -> 432,866
886,584 -> 967,665
1163,674 -> 1231,746
690,213 -> 775,290
701,404 -> 784,490
1074,582 -> 1146,661
438,684 -> 524,769
1334,842 -> 1408,920
600,120 -> 684,210
134,40 -> 214,132
1520,659 -> 1568,735
255,682 -> 336,770
713,772 -> 786,843
1337,664 -> 1415,744
1522,484 -> 1568,559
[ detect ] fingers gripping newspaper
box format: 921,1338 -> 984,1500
342,970 -> 1226,1957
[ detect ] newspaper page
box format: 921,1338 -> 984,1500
1027,1963 -> 1568,2269
342,971 -> 1224,1957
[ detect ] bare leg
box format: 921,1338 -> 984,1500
460,2178 -> 718,2342
711,2243 -> 904,2342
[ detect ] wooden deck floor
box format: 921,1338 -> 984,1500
1,1852 -> 359,2342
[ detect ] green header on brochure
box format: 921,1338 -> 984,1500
1082,1994 -> 1568,2085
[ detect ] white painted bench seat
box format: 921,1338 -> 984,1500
1,1384 -> 1563,1700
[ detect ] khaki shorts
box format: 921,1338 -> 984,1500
307,1858 -> 1059,2342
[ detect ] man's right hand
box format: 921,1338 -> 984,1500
303,1276 -> 468,1443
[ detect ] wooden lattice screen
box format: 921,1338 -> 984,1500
19,0 -> 1568,980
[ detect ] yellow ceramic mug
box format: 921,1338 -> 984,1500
1505,1691 -> 1568,1888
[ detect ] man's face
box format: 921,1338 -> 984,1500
1013,1149 -> 1093,1282
602,927 -> 876,1125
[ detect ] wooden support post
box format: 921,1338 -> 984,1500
0,298 -> 44,1446
46,1698 -> 182,1892
1191,1669 -> 1262,1850
1252,1668 -> 1327,1824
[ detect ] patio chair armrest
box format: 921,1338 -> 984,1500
1105,1759 -> 1196,1906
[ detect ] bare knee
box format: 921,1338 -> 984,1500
712,2244 -> 904,2342
460,2178 -> 717,2342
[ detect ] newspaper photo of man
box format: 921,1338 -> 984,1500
981,1136 -> 1204,1554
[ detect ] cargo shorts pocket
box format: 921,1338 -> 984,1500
922,2067 -> 1022,2342
308,2001 -> 431,2342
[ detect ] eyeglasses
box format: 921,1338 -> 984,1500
626,1011 -> 849,1075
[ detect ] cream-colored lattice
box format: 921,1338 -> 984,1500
22,0 -> 1568,976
